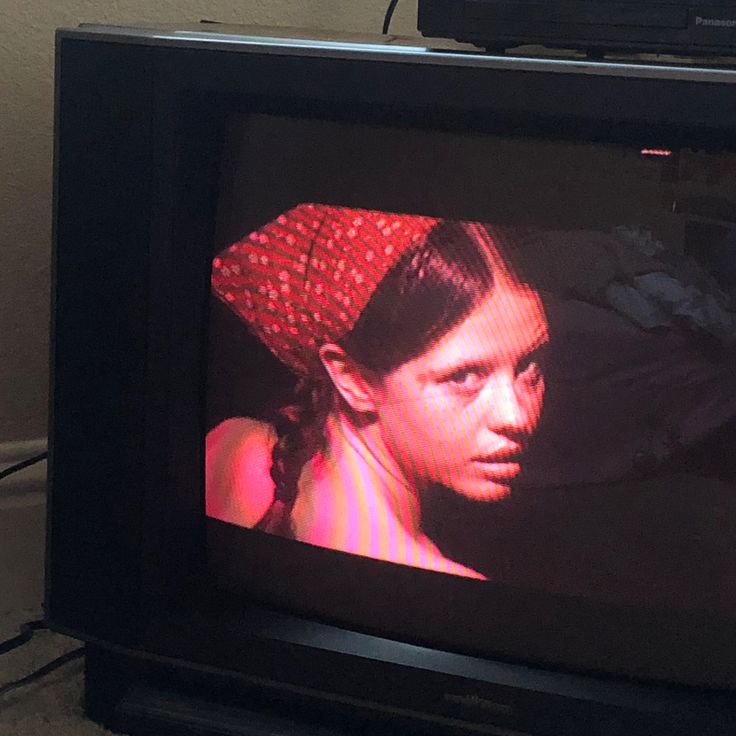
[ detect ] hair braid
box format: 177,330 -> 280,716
264,374 -> 333,534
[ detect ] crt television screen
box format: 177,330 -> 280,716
205,114 -> 736,619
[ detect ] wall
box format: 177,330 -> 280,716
0,0 -> 418,444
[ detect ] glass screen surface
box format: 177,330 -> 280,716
206,113 -> 736,621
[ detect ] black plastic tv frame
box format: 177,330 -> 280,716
50,23 -> 736,736
418,0 -> 736,56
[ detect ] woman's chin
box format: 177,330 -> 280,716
449,478 -> 513,502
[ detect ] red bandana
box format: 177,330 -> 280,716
212,203 -> 439,373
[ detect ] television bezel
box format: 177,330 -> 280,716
48,24 -> 736,735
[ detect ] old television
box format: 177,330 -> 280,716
48,24 -> 736,735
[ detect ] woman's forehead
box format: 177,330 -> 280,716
406,281 -> 548,376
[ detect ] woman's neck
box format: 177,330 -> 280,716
289,407 -> 486,580
332,408 -> 422,530
291,408 -> 422,553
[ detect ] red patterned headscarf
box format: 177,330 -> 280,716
211,203 -> 439,374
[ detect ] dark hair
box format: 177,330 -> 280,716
266,221 -> 495,532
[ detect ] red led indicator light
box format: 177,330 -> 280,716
640,148 -> 672,157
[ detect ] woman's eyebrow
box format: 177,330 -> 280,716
420,321 -> 549,381
425,356 -> 494,383
519,331 -> 550,362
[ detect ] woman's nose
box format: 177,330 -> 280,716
481,374 -> 534,437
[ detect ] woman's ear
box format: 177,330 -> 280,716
318,344 -> 378,414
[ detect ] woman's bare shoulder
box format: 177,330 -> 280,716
205,417 -> 277,528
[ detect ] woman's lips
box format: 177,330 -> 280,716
473,448 -> 523,464
473,459 -> 521,480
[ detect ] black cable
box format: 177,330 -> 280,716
382,0 -> 400,34
0,451 -> 48,482
0,647 -> 84,698
0,619 -> 47,656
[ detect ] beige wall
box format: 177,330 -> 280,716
0,0 -> 418,443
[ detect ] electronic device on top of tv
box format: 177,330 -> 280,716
49,22 -> 736,736
418,0 -> 736,56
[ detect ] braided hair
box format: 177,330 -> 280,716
264,221 -> 495,533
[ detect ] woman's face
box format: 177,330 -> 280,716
371,275 -> 548,501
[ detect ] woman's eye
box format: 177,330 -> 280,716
517,358 -> 543,384
444,368 -> 485,392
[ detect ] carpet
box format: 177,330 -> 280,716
0,608 -> 115,736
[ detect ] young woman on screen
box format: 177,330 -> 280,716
206,203 -> 549,579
